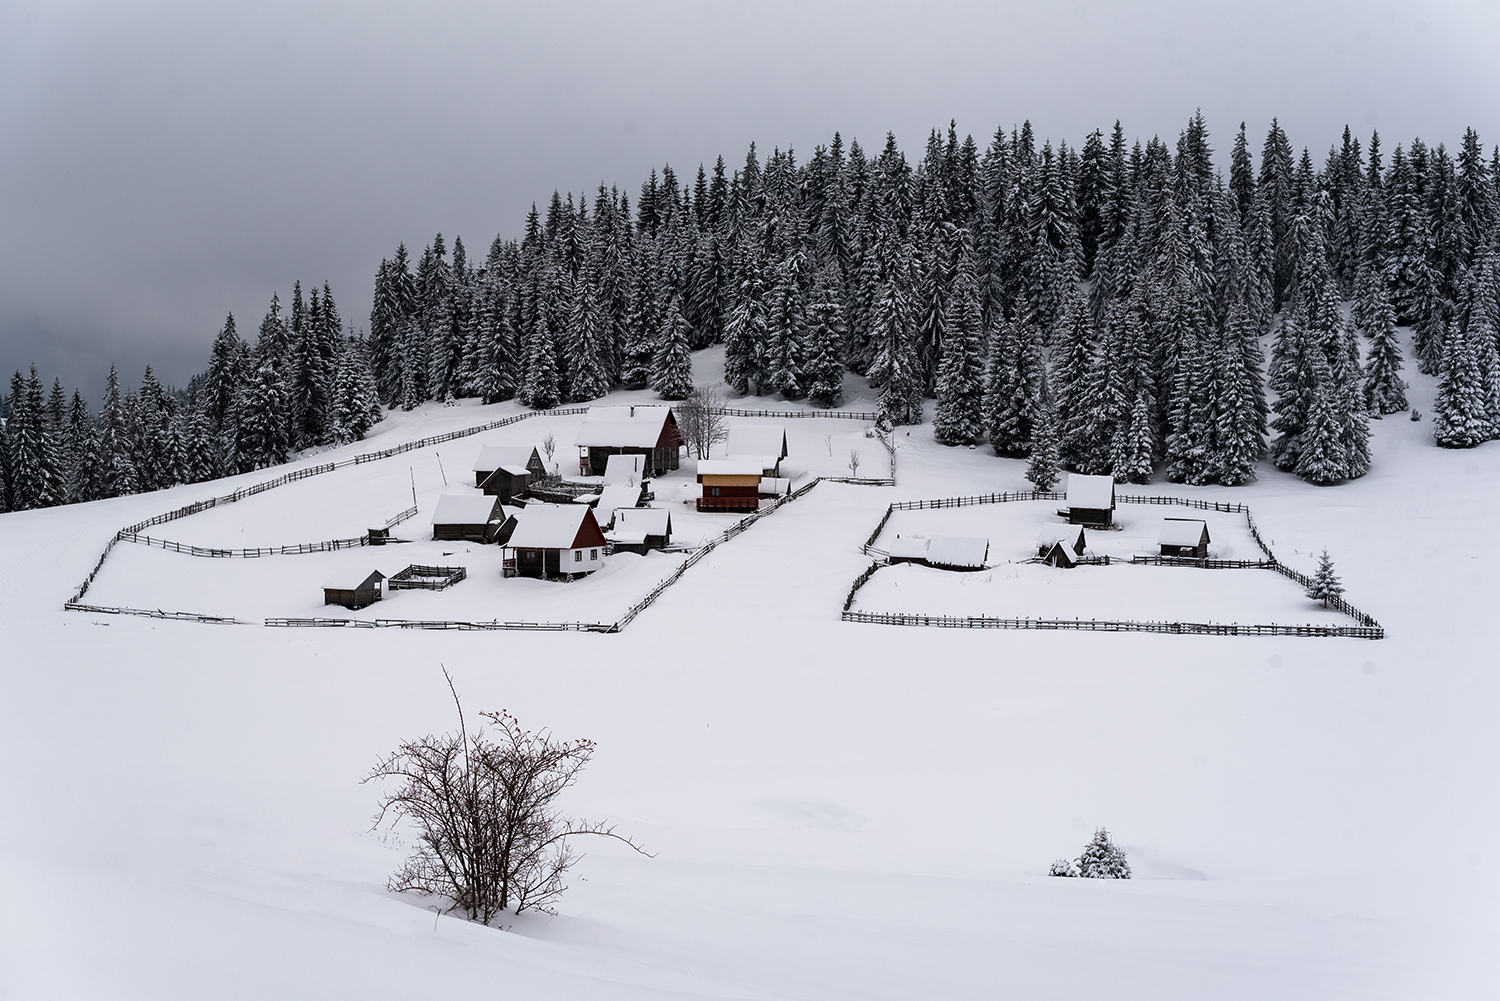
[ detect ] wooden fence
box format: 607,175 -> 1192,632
1129,555 -> 1274,569
63,601 -> 243,625
387,565 -> 467,591
710,406 -> 879,421
840,610 -> 1384,639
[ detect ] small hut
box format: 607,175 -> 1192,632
608,507 -> 673,554
1158,517 -> 1211,558
1065,473 -> 1117,527
696,459 -> 763,512
925,536 -> 989,571
1040,540 -> 1077,569
588,483 -> 647,528
323,568 -> 386,609
473,445 -> 547,486
885,536 -> 931,564
574,405 -> 683,477
430,493 -> 504,543
1037,524 -> 1087,558
503,504 -> 608,579
478,464 -> 532,504
726,424 -> 789,476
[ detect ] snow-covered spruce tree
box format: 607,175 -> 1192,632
1360,281 -> 1409,414
804,265 -> 847,409
519,306 -> 562,410
1076,828 -> 1131,879
723,243 -> 767,395
932,256 -> 985,445
1338,379 -> 1372,480
1269,300 -> 1321,471
868,255 -> 924,427
651,296 -> 694,400
235,361 -> 290,471
1306,549 -> 1344,608
97,365 -> 137,497
5,368 -> 66,510
1048,858 -> 1079,878
1295,384 -> 1350,485
329,339 -> 380,444
1050,286 -> 1095,465
1025,403 -> 1062,490
986,321 -> 1047,457
1431,305 -> 1491,447
1112,391 -> 1157,484
1214,304 -> 1267,484
564,260 -> 612,403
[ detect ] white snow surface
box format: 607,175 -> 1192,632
2,362 -> 1498,999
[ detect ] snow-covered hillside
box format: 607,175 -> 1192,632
1,363 -> 1497,999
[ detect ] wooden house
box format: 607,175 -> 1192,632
588,483 -> 647,528
603,452 -> 647,486
503,504 -> 609,579
1064,473 -> 1117,527
323,568 -> 386,609
1158,517 -> 1211,558
574,405 -> 683,477
472,445 -> 546,486
478,464 -> 531,504
1036,524 -> 1087,558
430,493 -> 504,543
607,507 -> 673,554
1040,540 -> 1077,568
696,459 -> 763,512
726,424 -> 789,476
925,536 -> 989,571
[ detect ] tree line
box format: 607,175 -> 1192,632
0,280 -> 381,513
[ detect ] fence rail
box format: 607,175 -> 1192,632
65,602 -> 243,624
709,406 -> 879,421
1117,495 -> 1250,513
841,609 -> 1383,639
1129,555 -> 1274,569
890,490 -> 1064,511
117,532 -> 371,557
384,505 -> 419,528
387,565 -> 467,590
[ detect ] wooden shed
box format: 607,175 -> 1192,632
503,504 -> 608,580
473,445 -> 546,486
607,507 -> 673,554
1037,524 -> 1087,558
478,464 -> 532,504
726,424 -> 789,476
323,568 -> 386,609
924,536 -> 989,571
1158,517 -> 1211,558
430,493 -> 504,543
1040,540 -> 1077,569
696,459 -> 763,512
1065,473 -> 1117,527
574,405 -> 683,476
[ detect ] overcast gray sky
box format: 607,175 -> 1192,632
2,0 -> 1497,400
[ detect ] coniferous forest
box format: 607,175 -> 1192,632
6,113 -> 1500,514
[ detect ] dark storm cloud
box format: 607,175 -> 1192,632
1,0 -> 1495,399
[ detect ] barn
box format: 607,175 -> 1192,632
574,405 -> 683,477
607,507 -> 673,554
1158,517 -> 1211,558
472,445 -> 547,486
503,504 -> 609,580
726,424 -> 789,476
1037,524 -> 1087,558
323,568 -> 386,609
588,483 -> 648,528
696,459 -> 763,512
430,493 -> 504,543
1065,473 -> 1117,527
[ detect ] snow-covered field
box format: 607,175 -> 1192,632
2,357 -> 1497,999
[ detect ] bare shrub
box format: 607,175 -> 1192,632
848,447 -> 861,476
364,670 -> 646,923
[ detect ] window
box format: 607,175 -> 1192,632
574,550 -> 582,562
590,549 -> 598,560
526,551 -> 538,559
711,486 -> 720,496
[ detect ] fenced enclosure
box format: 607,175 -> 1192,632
387,565 -> 467,591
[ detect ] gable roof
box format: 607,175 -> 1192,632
324,568 -> 384,591
592,484 -> 645,516
610,507 -> 671,542
1037,525 -> 1086,548
603,453 -> 647,485
726,424 -> 789,460
1066,473 -> 1116,511
697,459 -> 764,478
1158,517 -> 1210,547
925,536 -> 989,569
574,405 -> 680,448
1043,540 -> 1077,568
431,493 -> 501,525
507,504 -> 608,550
473,444 -> 543,473
886,536 -> 930,559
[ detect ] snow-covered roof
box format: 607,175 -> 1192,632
759,477 -> 791,496
593,484 -> 644,516
498,464 -> 531,477
574,406 -> 675,448
603,453 -> 646,486
473,444 -> 540,472
1066,473 -> 1116,511
1159,518 -> 1210,547
323,568 -> 384,590
726,424 -> 788,460
507,504 -> 599,549
697,459 -> 764,477
925,536 -> 989,569
1037,525 -> 1085,548
886,536 -> 930,559
431,493 -> 500,525
613,507 -> 670,538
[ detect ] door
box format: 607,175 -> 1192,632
544,549 -> 560,577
